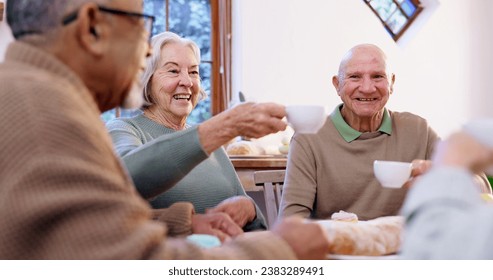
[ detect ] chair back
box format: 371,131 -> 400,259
253,170 -> 285,229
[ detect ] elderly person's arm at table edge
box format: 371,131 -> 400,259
401,133 -> 493,259
108,102 -> 287,199
407,160 -> 491,194
400,167 -> 493,259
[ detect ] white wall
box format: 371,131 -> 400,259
0,0 -> 13,62
233,0 -> 493,138
469,0 -> 493,122
2,0 -> 492,138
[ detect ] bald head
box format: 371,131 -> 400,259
7,0 -> 107,39
337,44 -> 391,82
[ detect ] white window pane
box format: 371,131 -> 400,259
386,9 -> 407,34
370,0 -> 397,21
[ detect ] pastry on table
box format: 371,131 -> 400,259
331,210 -> 358,222
226,140 -> 265,156
318,214 -> 404,256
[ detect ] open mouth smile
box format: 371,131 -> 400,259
173,94 -> 192,101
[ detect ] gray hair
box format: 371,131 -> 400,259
7,0 -> 106,40
142,31 -> 206,107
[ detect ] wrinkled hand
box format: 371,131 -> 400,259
198,102 -> 287,154
271,216 -> 330,260
433,132 -> 493,173
191,213 -> 244,242
229,102 -> 287,139
207,196 -> 256,228
410,159 -> 432,177
403,159 -> 433,188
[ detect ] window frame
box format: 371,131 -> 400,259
0,2 -> 4,22
364,0 -> 424,42
211,0 -> 232,116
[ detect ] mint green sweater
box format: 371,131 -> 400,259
106,114 -> 267,231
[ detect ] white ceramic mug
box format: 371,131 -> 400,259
286,105 -> 326,134
373,160 -> 412,188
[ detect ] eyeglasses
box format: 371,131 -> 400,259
62,5 -> 155,43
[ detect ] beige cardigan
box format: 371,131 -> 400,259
0,41 -> 295,260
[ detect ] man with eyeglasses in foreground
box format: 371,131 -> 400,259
0,0 -> 329,259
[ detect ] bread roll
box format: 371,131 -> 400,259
226,141 -> 265,156
318,216 -> 404,256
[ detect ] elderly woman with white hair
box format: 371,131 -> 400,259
106,31 -> 268,231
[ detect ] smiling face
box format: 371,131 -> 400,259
332,45 -> 395,127
149,42 -> 201,123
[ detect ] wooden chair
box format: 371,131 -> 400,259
253,170 -> 286,229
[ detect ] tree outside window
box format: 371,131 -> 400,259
101,0 -> 213,125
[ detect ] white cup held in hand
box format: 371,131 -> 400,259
286,105 -> 326,134
373,160 -> 412,188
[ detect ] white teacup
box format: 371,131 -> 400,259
373,160 -> 412,188
286,105 -> 326,134
463,118 -> 493,175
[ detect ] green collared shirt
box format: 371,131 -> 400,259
330,104 -> 392,142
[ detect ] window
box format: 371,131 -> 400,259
364,0 -> 423,41
0,2 -> 4,22
101,0 -> 231,125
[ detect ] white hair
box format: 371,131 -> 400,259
141,31 -> 206,107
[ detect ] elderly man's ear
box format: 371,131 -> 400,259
332,75 -> 340,96
89,27 -> 99,38
75,5 -> 108,56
